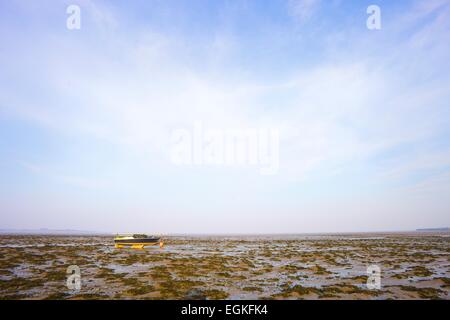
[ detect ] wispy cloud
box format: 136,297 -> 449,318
20,161 -> 108,190
287,0 -> 321,23
1,1 -> 450,232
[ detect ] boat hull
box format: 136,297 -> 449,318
114,238 -> 160,244
114,237 -> 163,249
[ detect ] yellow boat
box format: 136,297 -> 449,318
114,234 -> 164,249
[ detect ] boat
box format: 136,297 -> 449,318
114,234 -> 164,249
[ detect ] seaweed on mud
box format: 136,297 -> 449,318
70,293 -> 110,300
282,284 -> 319,297
410,266 -> 433,277
157,279 -> 205,299
398,285 -> 444,299
124,284 -> 155,296
242,286 -> 263,292
1,234 -> 449,300
435,277 -> 450,288
310,265 -> 331,275
203,289 -> 229,299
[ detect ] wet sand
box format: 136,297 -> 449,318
0,233 -> 449,299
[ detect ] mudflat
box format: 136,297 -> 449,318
0,233 -> 448,299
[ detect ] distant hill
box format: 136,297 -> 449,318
416,227 -> 449,232
0,228 -> 109,235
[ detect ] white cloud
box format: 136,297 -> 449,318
20,161 -> 108,190
2,2 -> 449,185
287,0 -> 321,23
1,1 -> 450,231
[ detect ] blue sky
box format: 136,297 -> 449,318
1,0 -> 450,233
